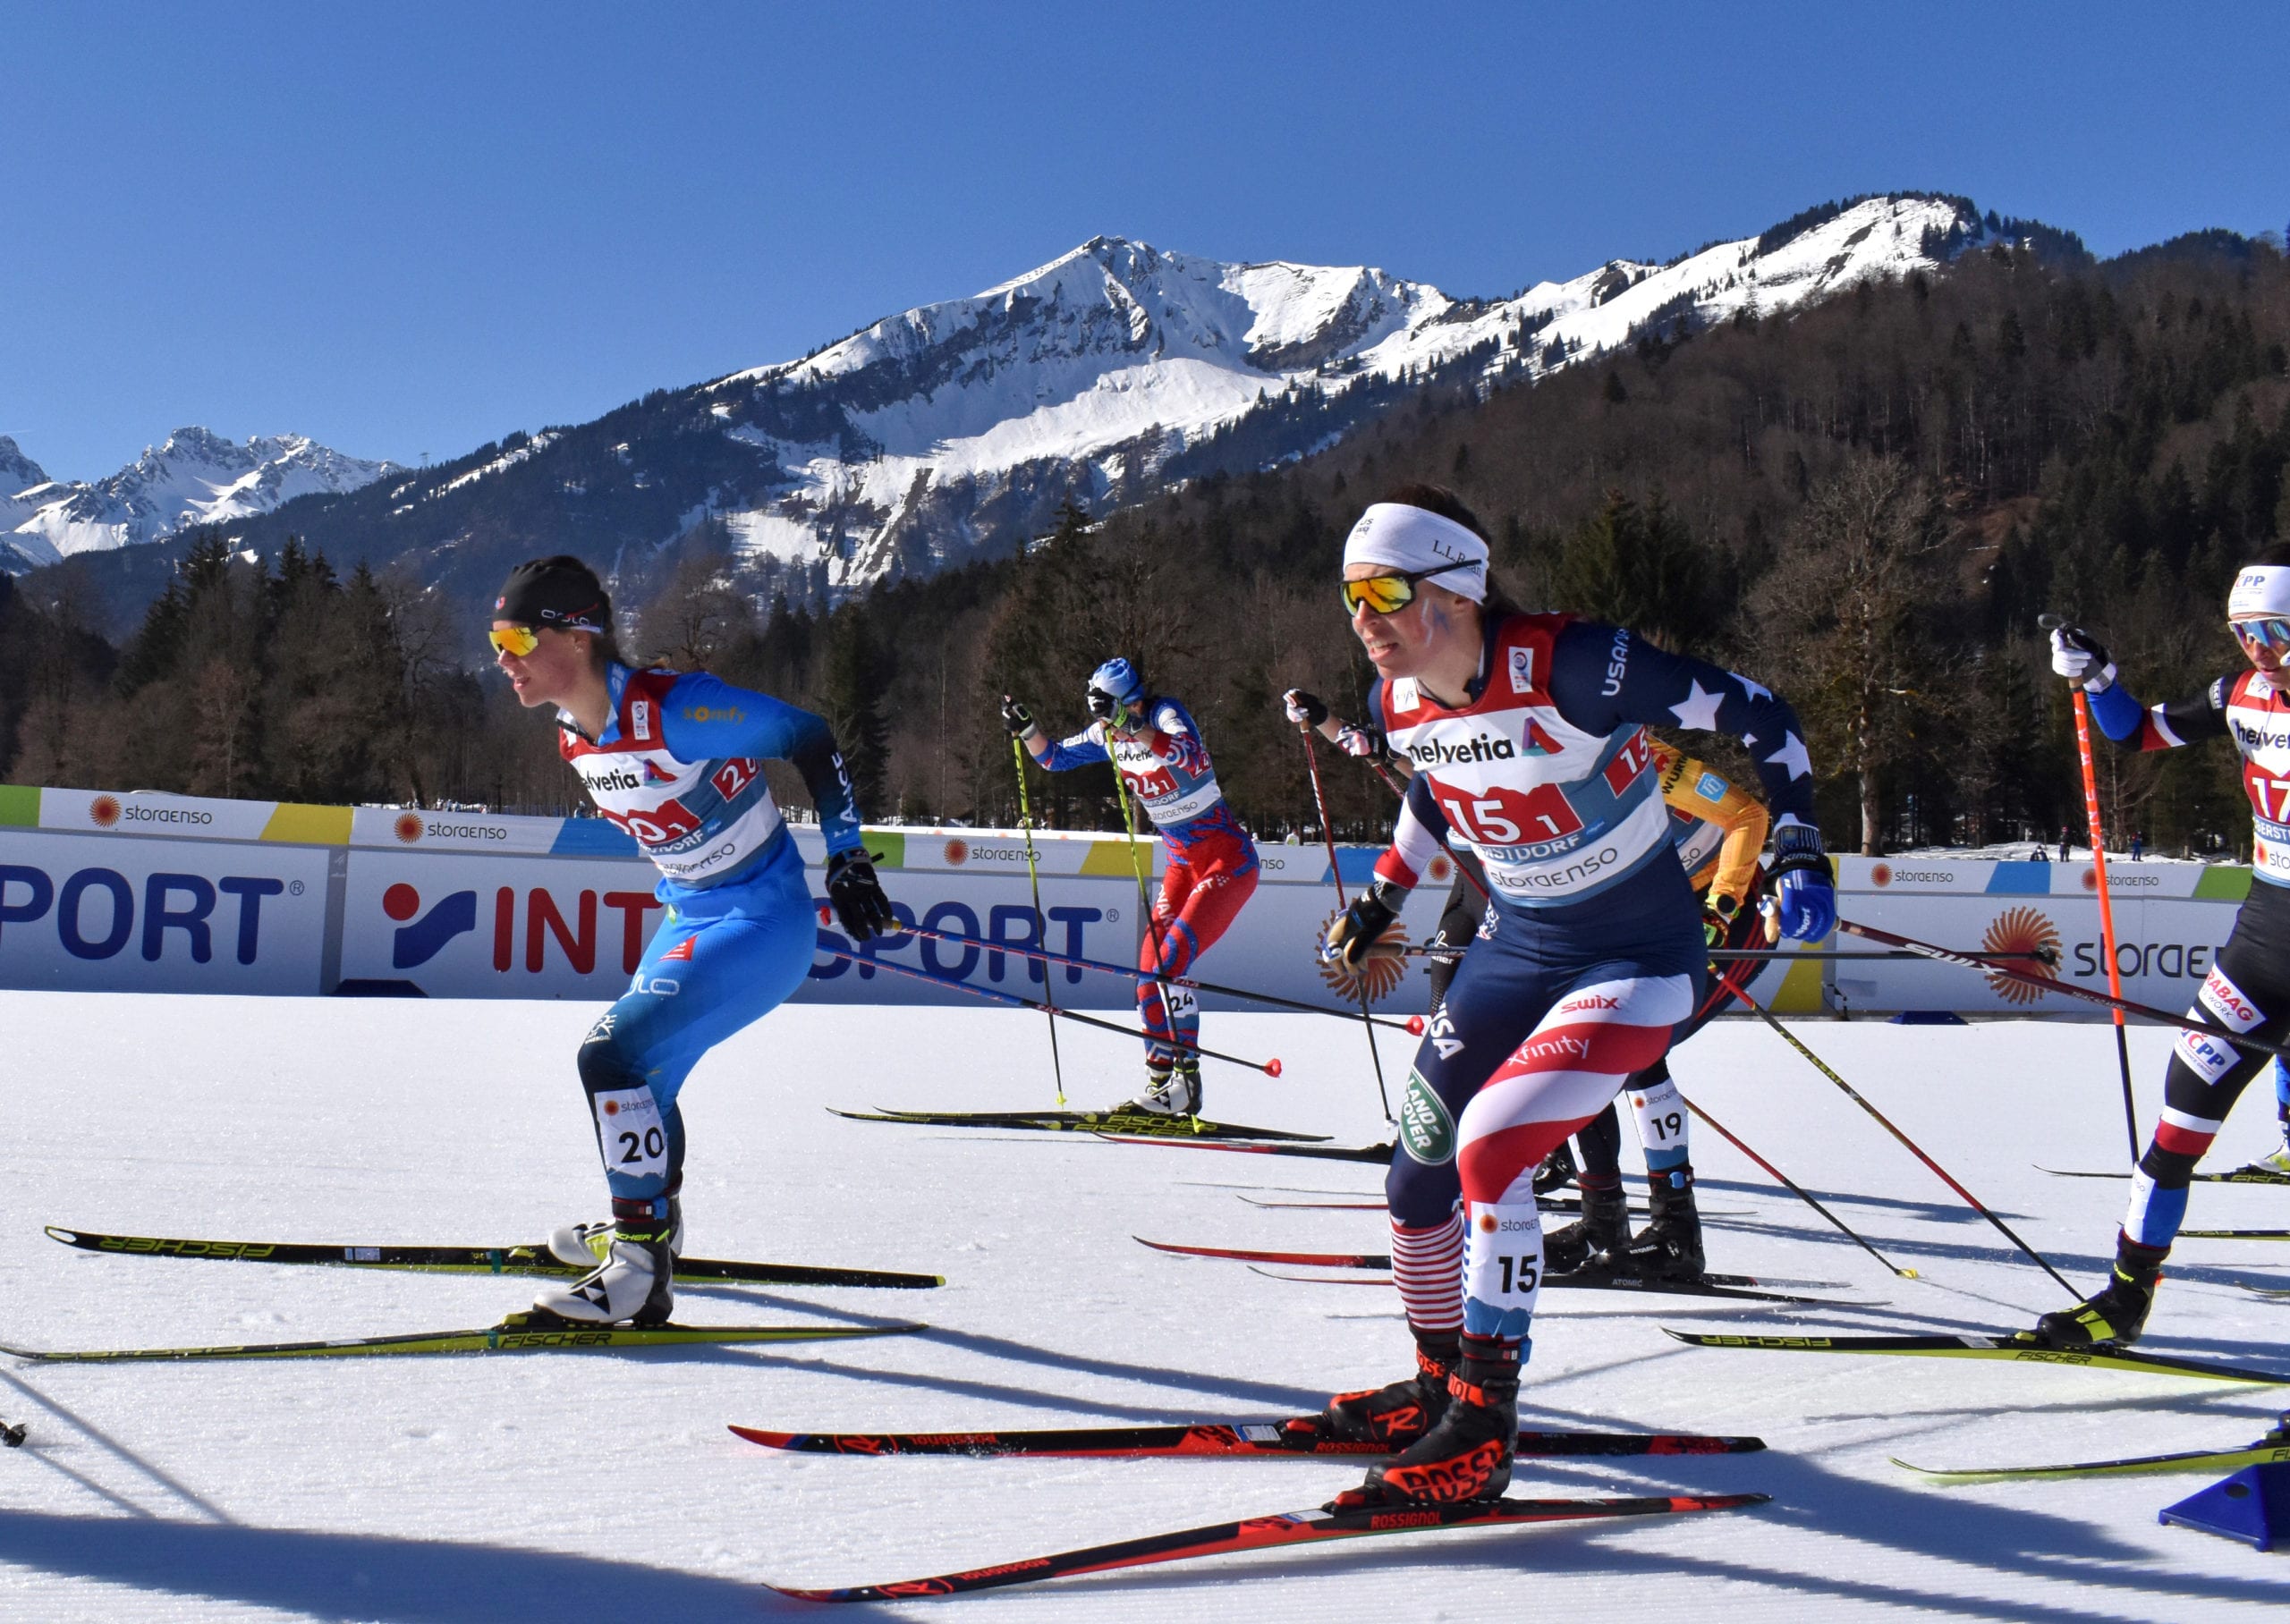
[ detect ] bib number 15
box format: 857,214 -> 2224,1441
1437,783 -> 1584,845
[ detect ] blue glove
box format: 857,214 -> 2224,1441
1768,823 -> 1835,943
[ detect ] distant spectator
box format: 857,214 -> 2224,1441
2058,829 -> 2072,861
2131,830 -> 2145,861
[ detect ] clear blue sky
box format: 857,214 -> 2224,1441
6,1 -> 2286,482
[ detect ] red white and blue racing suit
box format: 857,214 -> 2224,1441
1038,698 -> 1260,1065
2090,666 -> 2290,1248
1368,613 -> 1817,1353
560,662 -> 863,1210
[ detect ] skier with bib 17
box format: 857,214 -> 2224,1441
1002,661 -> 1260,1116
2034,544 -> 2290,1346
489,557 -> 895,1326
1286,486 -> 1834,1508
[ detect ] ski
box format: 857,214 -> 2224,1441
2038,1164 -> 2290,1186
1136,1239 -> 1836,1293
1096,1133 -> 1395,1163
765,1491 -> 1768,1601
1239,1197 -> 1390,1211
1666,1329 -> 2290,1384
1892,1417 -> 2290,1482
730,1419 -> 1765,1459
1249,1266 -> 1852,1307
2179,1229 -> 2290,1240
830,1106 -> 1327,1143
2239,1281 -> 2290,1298
0,1313 -> 926,1365
45,1226 -> 941,1290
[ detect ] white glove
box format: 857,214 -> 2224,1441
2048,626 -> 2116,692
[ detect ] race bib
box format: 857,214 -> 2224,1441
592,1087 -> 667,1182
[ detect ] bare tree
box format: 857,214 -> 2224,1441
1756,455 -> 1964,854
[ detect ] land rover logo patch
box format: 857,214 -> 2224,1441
1398,1070 -> 1455,1164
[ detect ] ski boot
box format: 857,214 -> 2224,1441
1544,1178 -> 1630,1275
1117,1056 -> 1200,1117
1532,1141 -> 1578,1196
2026,1235 -> 2166,1348
1333,1333 -> 1519,1507
1285,1328 -> 1457,1450
548,1193 -> 683,1269
533,1197 -> 678,1326
1627,1166 -> 1706,1282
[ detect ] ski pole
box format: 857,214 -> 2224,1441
1106,748 -> 1183,1066
1011,735 -> 1067,1106
814,938 -> 1284,1076
1708,949 -> 2053,962
1302,726 -> 1395,1121
1679,1095 -> 1921,1280
894,920 -> 1426,1034
1729,985 -> 2076,1298
1836,918 -> 2290,1060
2040,614 -> 2142,1163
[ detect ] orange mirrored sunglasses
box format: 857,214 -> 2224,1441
488,625 -> 541,657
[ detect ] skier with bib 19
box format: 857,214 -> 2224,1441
488,557 -> 895,1326
1288,486 -> 1834,1508
1003,661 -> 1260,1115
2034,544 -> 2290,1346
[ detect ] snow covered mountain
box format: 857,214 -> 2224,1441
12,193 -> 2024,613
698,195 -> 1983,586
2,427 -> 399,571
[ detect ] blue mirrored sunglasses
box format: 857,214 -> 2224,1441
2233,617 -> 2290,653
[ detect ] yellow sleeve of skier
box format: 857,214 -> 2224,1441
1655,741 -> 1769,904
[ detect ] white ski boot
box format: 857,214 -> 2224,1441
534,1202 -> 678,1326
1117,1057 -> 1201,1117
548,1196 -> 684,1268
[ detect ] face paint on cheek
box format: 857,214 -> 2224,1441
1424,599 -> 1454,639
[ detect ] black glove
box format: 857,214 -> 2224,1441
826,850 -> 896,943
1323,877 -> 1404,971
1283,688 -> 1328,728
1702,893 -> 1741,951
1000,696 -> 1037,738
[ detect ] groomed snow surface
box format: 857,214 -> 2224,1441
4,993 -> 2287,1620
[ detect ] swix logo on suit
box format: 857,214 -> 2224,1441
1382,618 -> 1666,902
561,670 -> 783,886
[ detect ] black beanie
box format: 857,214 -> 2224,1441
495,556 -> 611,633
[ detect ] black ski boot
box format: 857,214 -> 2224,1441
1627,1166 -> 1706,1281
1336,1333 -> 1520,1507
1285,1328 -> 1457,1450
1532,1141 -> 1578,1196
2028,1234 -> 2167,1348
1545,1178 -> 1630,1275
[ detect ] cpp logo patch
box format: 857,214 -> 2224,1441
383,883 -> 478,968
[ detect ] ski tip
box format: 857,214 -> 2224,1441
41,1226 -> 80,1246
1682,1492 -> 1772,1511
763,1583 -> 846,1603
727,1425 -> 798,1449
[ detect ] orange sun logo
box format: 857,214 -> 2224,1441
89,794 -> 121,828
1317,907 -> 1410,1004
1980,906 -> 2062,1005
393,812 -> 424,844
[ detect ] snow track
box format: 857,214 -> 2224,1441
2,993 -> 2286,1619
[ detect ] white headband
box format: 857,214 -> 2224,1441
2229,566 -> 2290,621
1341,503 -> 1488,604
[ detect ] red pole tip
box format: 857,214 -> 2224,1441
1265,1058 -> 1283,1078
1406,1015 -> 1426,1035
816,904 -> 832,925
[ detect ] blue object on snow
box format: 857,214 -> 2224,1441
1888,1011 -> 1968,1026
2159,1461 -> 2290,1552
